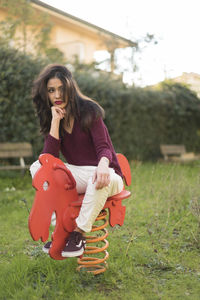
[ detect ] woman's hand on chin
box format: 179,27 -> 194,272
51,106 -> 66,121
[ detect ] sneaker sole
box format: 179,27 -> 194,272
42,246 -> 50,254
61,248 -> 84,258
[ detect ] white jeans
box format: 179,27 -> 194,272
30,160 -> 123,232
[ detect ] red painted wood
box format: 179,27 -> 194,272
28,154 -> 79,260
116,153 -> 132,186
28,153 -> 131,260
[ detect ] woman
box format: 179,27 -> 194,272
30,64 -> 123,258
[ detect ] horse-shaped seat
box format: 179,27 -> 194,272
28,153 -> 131,261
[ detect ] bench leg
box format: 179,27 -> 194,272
19,157 -> 26,175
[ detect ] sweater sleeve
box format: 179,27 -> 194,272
41,133 -> 61,158
90,117 -> 112,163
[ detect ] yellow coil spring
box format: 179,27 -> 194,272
77,210 -> 109,275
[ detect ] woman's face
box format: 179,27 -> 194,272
47,77 -> 68,108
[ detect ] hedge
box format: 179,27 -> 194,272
74,69 -> 200,160
1,46 -> 200,161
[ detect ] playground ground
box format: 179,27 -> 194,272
0,161 -> 200,300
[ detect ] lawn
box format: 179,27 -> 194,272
0,161 -> 200,300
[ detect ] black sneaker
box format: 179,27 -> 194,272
42,241 -> 52,254
61,231 -> 86,257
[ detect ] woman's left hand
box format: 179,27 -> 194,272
92,157 -> 110,189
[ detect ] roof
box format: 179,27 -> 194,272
31,0 -> 137,48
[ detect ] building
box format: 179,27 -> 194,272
173,72 -> 200,98
148,72 -> 200,98
0,0 -> 137,71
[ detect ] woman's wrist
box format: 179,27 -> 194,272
50,118 -> 60,139
51,116 -> 61,124
99,156 -> 109,166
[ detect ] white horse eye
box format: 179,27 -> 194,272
43,181 -> 49,191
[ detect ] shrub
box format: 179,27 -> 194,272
1,46 -> 200,161
0,45 -> 45,158
75,69 -> 200,160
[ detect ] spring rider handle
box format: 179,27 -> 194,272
52,163 -> 77,190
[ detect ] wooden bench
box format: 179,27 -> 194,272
0,143 -> 33,170
160,144 -> 199,162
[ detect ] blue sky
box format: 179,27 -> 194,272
42,0 -> 200,86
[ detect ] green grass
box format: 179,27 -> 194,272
0,162 -> 200,300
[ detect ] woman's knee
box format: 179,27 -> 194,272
110,174 -> 123,195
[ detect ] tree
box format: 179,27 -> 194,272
96,31 -> 157,85
0,0 -> 65,63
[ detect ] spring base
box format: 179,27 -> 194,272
77,210 -> 109,275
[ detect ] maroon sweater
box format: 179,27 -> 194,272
42,117 -> 123,178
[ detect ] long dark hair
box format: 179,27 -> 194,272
32,64 -> 104,136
